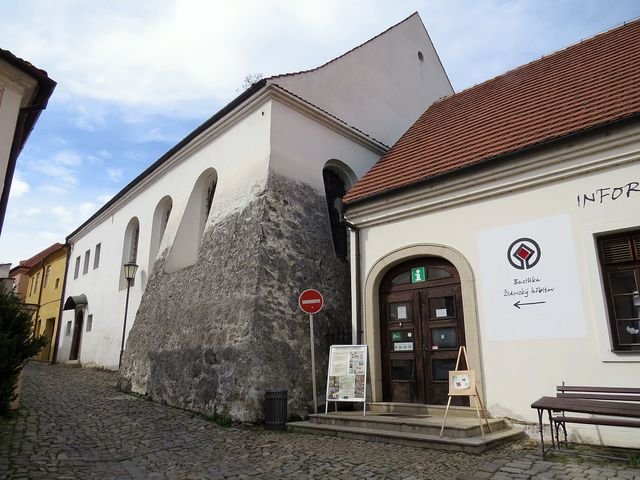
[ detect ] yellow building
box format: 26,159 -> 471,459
23,243 -> 66,362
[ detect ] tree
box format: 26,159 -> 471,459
237,73 -> 264,92
0,290 -> 47,416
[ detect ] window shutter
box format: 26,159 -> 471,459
600,236 -> 633,264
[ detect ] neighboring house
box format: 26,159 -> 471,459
9,262 -> 29,300
56,14 -> 454,421
0,48 -> 55,235
343,19 -> 640,447
22,243 -> 66,362
0,262 -> 12,292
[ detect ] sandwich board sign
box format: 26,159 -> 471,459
325,345 -> 368,416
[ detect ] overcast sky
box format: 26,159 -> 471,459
1,0 -> 639,266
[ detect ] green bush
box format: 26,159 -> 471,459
0,290 -> 48,416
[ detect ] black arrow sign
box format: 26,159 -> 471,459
514,300 -> 547,309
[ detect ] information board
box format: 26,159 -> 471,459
325,345 -> 368,415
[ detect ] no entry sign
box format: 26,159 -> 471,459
299,289 -> 324,314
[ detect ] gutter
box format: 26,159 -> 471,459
343,219 -> 362,345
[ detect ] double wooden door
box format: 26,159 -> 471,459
380,258 -> 467,405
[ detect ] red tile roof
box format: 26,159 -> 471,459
15,243 -> 65,270
343,19 -> 640,204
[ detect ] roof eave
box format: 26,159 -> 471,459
344,114 -> 640,209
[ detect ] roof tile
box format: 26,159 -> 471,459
344,19 -> 640,204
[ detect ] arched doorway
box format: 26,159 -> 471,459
69,310 -> 84,361
379,257 -> 468,405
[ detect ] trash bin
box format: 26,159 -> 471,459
264,389 -> 287,430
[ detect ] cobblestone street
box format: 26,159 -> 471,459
1,362 -> 638,479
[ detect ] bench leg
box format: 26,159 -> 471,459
547,409 -> 556,450
559,420 -> 568,447
536,408 -> 546,458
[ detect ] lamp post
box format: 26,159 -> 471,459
119,262 -> 138,368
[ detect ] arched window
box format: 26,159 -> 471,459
323,160 -> 356,260
149,196 -> 173,273
165,169 -> 218,273
120,217 -> 140,289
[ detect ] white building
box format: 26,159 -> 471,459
0,48 -> 55,236
344,19 -> 640,447
56,14 -> 453,421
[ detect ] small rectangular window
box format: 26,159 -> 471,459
93,243 -> 101,269
83,250 -> 90,275
66,321 -> 72,336
86,314 -> 93,332
74,256 -> 80,279
55,278 -> 60,289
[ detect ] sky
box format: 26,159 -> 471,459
1,0 -> 639,267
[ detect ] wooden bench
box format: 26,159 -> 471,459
531,385 -> 640,457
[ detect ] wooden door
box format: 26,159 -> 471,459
380,258 -> 467,405
69,311 -> 83,361
421,284 -> 468,405
380,290 -> 424,403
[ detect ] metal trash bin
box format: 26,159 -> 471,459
264,389 -> 287,430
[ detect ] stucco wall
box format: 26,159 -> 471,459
58,102 -> 273,369
347,124 -> 640,447
274,13 -> 453,146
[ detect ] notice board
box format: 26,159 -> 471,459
325,345 -> 368,411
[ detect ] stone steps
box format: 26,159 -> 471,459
287,402 -> 525,453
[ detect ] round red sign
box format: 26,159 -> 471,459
299,289 -> 324,314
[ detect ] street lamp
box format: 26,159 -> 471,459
119,262 -> 138,368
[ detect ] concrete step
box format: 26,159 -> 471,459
287,420 -> 525,454
367,401 -> 487,418
309,412 -> 505,438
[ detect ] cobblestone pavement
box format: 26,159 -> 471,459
1,363 -> 639,479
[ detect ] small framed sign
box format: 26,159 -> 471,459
448,370 -> 476,396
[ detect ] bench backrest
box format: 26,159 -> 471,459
557,385 -> 640,402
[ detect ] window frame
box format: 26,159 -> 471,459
83,250 -> 90,275
93,243 -> 101,269
597,229 -> 640,353
74,256 -> 81,279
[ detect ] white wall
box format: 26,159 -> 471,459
273,13 -> 453,147
270,99 -> 381,191
0,59 -> 38,205
58,101 -> 273,369
347,124 -> 640,446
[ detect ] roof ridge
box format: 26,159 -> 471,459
432,16 -> 640,107
268,12 -> 420,81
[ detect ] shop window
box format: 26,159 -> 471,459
598,230 -> 640,352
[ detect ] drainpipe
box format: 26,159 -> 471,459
50,243 -> 71,365
343,219 -> 362,344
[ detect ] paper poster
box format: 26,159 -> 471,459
397,306 -> 407,319
448,370 -> 476,396
326,345 -> 368,402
